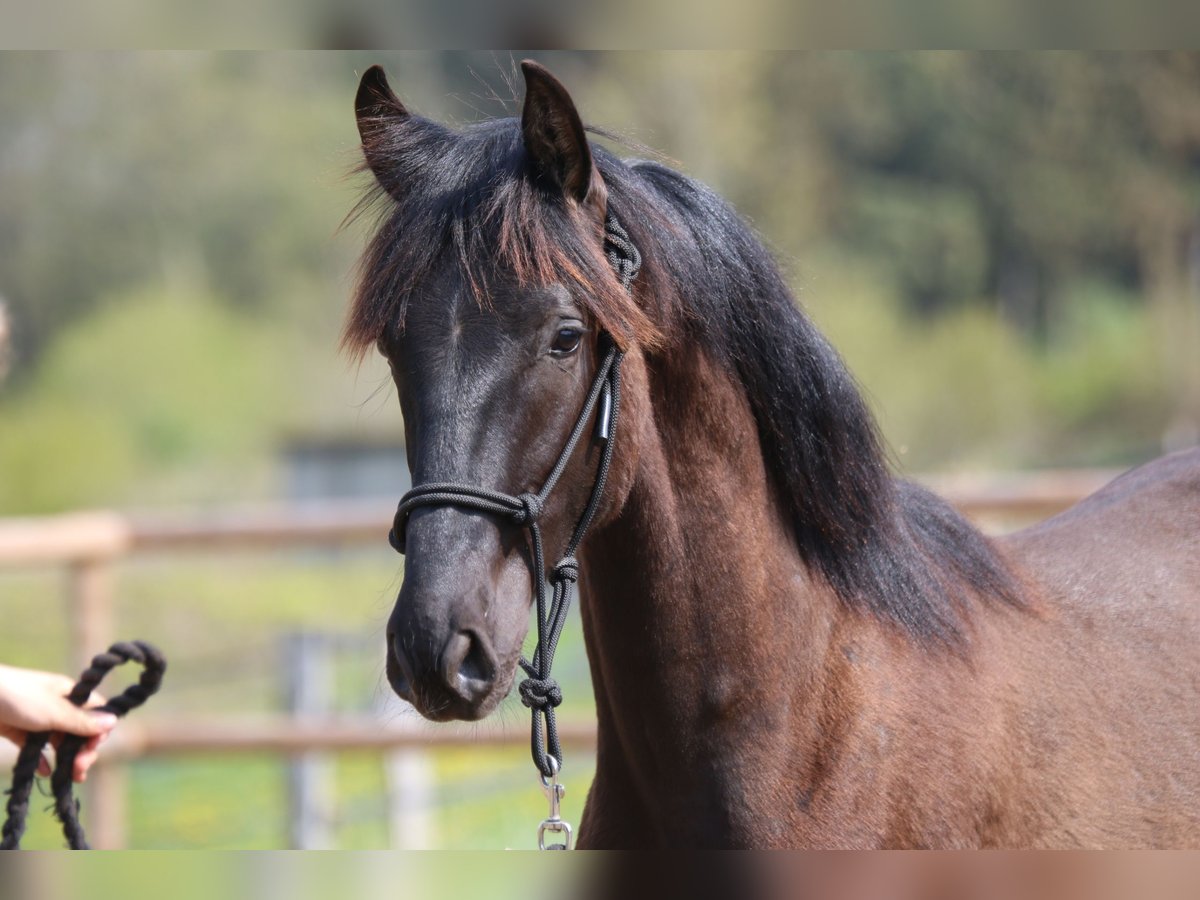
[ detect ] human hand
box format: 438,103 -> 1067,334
0,664 -> 117,782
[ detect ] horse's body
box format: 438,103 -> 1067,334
348,61 -> 1200,848
993,453 -> 1200,846
577,345 -> 1200,847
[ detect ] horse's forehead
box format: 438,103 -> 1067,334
402,276 -> 572,350
398,316 -> 508,433
404,274 -> 484,340
397,281 -> 573,459
395,276 -> 561,403
402,299 -> 505,385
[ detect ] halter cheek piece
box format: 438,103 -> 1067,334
387,213 -> 641,782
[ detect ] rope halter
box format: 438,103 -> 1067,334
387,212 -> 641,781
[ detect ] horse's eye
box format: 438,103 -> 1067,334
551,327 -> 583,356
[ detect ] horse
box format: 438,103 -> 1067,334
345,59 -> 1200,848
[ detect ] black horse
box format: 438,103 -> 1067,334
346,60 -> 1200,848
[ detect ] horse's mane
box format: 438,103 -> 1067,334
345,116 -> 1024,644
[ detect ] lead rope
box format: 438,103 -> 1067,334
1,641 -> 166,850
389,212 -> 640,849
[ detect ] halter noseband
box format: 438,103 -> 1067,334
387,213 -> 641,784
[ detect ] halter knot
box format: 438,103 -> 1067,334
518,676 -> 563,710
513,492 -> 544,525
604,213 -> 643,290
553,557 -> 580,584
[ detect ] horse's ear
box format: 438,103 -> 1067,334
520,60 -> 605,210
355,65 -> 410,198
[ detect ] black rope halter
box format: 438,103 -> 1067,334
388,212 -> 641,779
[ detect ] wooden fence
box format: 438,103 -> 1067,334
0,468 -> 1119,847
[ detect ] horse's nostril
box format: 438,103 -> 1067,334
443,630 -> 495,702
460,633 -> 493,684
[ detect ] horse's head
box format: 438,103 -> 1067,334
349,61 -> 652,721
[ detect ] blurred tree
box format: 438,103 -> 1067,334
0,51 -> 1195,512
0,53 -> 363,377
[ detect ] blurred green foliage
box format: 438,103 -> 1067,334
0,291 -> 285,510
1,51 -> 1197,514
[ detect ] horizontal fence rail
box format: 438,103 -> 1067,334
104,717 -> 602,760
0,468 -> 1122,846
0,468 -> 1122,567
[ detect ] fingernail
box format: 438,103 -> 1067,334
91,712 -> 118,729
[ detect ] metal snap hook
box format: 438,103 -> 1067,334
536,755 -> 573,850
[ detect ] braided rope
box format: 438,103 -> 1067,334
1,641 -> 166,850
389,212 -> 640,779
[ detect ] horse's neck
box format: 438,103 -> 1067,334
578,344 -> 844,846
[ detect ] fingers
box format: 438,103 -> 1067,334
39,683 -> 119,783
47,700 -> 118,738
0,667 -> 124,786
72,733 -> 107,782
0,666 -> 117,735
0,723 -> 22,748
46,674 -> 106,709
29,732 -> 111,782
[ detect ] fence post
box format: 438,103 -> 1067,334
67,558 -> 114,673
374,685 -> 435,850
66,557 -> 125,849
285,631 -> 335,849
383,742 -> 435,849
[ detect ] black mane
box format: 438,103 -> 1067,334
348,117 -> 1024,643
597,152 -> 1023,643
